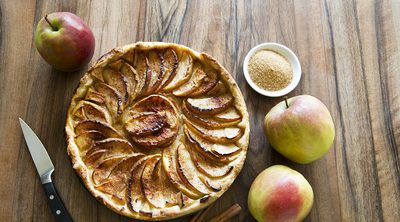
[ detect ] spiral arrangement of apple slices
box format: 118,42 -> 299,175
66,42 -> 249,220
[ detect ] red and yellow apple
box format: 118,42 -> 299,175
248,165 -> 313,222
264,95 -> 335,164
34,12 -> 95,72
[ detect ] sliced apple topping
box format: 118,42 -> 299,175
73,106 -> 85,120
119,61 -> 138,102
75,119 -> 121,138
206,80 -> 227,96
125,112 -> 166,136
188,145 -> 233,178
127,156 -> 152,213
84,138 -> 135,167
107,59 -> 123,70
138,204 -> 153,218
95,154 -> 146,201
189,69 -> 218,97
125,95 -> 179,149
103,69 -> 128,104
158,48 -> 178,90
172,63 -> 207,97
94,82 -> 122,117
185,94 -> 233,115
176,144 -> 210,195
131,94 -> 177,114
185,118 -> 243,144
182,102 -> 240,128
142,155 -> 179,208
131,127 -> 177,148
85,88 -> 105,104
199,176 -> 222,192
177,192 -> 191,208
81,102 -> 110,122
145,50 -> 164,94
133,52 -> 151,98
162,142 -> 203,199
92,156 -> 125,185
89,67 -> 104,82
121,49 -> 135,64
75,130 -> 106,152
162,52 -> 193,91
185,127 -> 241,162
73,101 -> 111,123
214,107 -> 242,122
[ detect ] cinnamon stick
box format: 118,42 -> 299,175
207,203 -> 242,222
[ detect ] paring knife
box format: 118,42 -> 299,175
19,118 -> 73,222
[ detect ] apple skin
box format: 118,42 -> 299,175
34,12 -> 95,72
264,95 -> 335,164
248,165 -> 314,222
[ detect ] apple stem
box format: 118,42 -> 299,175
44,15 -> 57,31
284,96 -> 289,108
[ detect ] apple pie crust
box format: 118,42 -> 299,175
65,42 -> 249,220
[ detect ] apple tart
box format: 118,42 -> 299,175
65,42 -> 249,220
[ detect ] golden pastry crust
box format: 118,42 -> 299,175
65,42 -> 249,221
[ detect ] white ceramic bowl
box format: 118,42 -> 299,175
243,42 -> 301,97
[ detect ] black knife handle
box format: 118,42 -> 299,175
42,182 -> 73,222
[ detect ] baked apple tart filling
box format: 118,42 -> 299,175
66,42 -> 249,220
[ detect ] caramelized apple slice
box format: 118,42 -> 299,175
131,127 -> 177,148
158,48 -> 178,90
73,106 -> 85,120
182,102 -> 240,128
142,155 -> 179,208
176,144 -> 210,195
127,155 -> 154,213
94,82 -> 122,117
206,81 -> 227,96
103,69 -> 128,104
172,63 -> 206,97
125,112 -> 166,136
82,102 -> 111,122
131,95 -> 178,115
85,88 -> 105,104
129,95 -> 179,130
92,156 -> 125,185
189,70 -> 218,97
121,49 -> 135,64
199,176 -> 222,192
188,145 -> 233,178
107,59 -> 123,70
120,61 -> 138,101
138,203 -> 153,218
162,142 -> 203,199
145,50 -> 164,94
75,130 -> 106,152
185,118 -> 243,143
185,127 -> 241,162
185,94 -> 233,115
126,95 -> 179,148
162,52 -> 193,91
75,120 -> 121,138
84,138 -> 135,167
89,67 -> 104,82
214,107 -> 242,122
133,52 -> 150,98
96,154 -> 146,200
73,101 -> 111,123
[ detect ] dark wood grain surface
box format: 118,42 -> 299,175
1,0 -> 399,221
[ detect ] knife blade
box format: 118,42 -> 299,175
19,118 -> 73,222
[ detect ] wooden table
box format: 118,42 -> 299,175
1,0 -> 399,221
